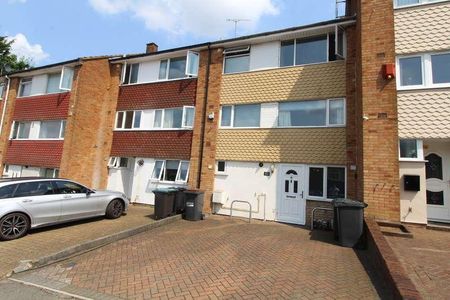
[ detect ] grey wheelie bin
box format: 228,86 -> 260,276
332,198 -> 368,247
183,190 -> 204,221
153,188 -> 177,220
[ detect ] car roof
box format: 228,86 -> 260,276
0,177 -> 69,185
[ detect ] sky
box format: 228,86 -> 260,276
1,0 -> 342,67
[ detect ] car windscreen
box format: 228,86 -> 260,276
0,184 -> 18,199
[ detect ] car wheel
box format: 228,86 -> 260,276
105,199 -> 124,219
0,213 -> 30,241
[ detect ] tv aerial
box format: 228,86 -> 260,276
226,18 -> 251,37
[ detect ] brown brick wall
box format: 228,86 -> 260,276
59,59 -> 120,189
116,79 -> 197,111
12,92 -> 70,121
188,48 -> 224,213
353,0 -> 400,220
305,200 -> 334,230
110,130 -> 192,160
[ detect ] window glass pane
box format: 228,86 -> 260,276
124,64 -> 131,83
54,181 -> 87,194
124,111 -> 134,129
396,0 -> 419,6
152,161 -> 164,179
158,60 -> 168,80
133,111 -> 142,128
0,84 -> 4,99
39,121 -> 62,139
279,101 -> 326,127
0,184 -> 17,199
130,63 -> 139,84
164,160 -> 180,181
60,120 -> 66,138
224,55 -> 250,74
163,108 -> 182,128
40,168 -> 56,178
60,67 -> 74,90
186,52 -> 199,76
168,57 -> 187,79
154,110 -> 162,128
217,161 -> 226,172
119,157 -> 128,168
12,122 -> 19,139
183,107 -> 195,127
327,167 -> 345,199
431,53 -> 450,84
309,167 -> 324,197
399,57 -> 422,86
177,161 -> 189,182
221,106 -> 232,127
116,112 -> 124,128
280,40 -> 294,67
18,122 -> 31,139
296,36 -> 328,65
15,181 -> 54,197
19,78 -> 32,97
234,104 -> 260,127
46,73 -> 61,94
400,139 -> 418,158
329,99 -> 345,125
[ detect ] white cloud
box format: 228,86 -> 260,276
89,0 -> 279,37
6,34 -> 49,64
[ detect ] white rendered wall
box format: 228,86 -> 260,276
249,41 -> 280,71
399,161 -> 427,224
260,102 -> 278,128
107,158 -> 135,198
137,61 -> 160,83
214,161 -> 278,220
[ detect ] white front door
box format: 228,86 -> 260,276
277,165 -> 306,225
426,148 -> 450,223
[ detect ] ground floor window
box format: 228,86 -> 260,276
308,166 -> 345,200
108,157 -> 129,169
3,165 -> 59,178
40,168 -> 59,178
151,160 -> 189,183
399,139 -> 423,160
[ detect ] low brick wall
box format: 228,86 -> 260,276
365,218 -> 422,300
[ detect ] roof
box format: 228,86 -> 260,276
111,16 -> 356,62
3,55 -> 122,77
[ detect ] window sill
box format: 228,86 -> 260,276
151,180 -> 188,185
120,77 -> 197,87
399,159 -> 427,163
394,0 -> 449,10
397,84 -> 450,91
114,128 -> 193,132
10,138 -> 64,141
215,173 -> 228,177
16,91 -> 70,99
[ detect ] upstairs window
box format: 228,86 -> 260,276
0,83 -> 5,99
153,107 -> 194,129
223,46 -> 250,74
108,157 -> 129,168
395,0 -> 445,7
123,63 -> 139,84
19,77 -> 32,97
398,52 -> 450,89
220,104 -> 261,128
59,66 -> 74,91
399,139 -> 423,160
151,160 -> 190,183
39,120 -> 66,139
296,36 -> 328,65
159,57 -> 187,80
11,121 -> 32,139
115,111 -> 142,129
46,73 -> 62,94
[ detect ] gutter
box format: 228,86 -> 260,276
196,44 -> 212,189
0,75 -> 11,137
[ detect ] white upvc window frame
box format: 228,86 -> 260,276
223,46 -> 251,74
38,120 -> 66,140
18,77 -> 32,98
216,160 -> 227,175
115,110 -> 143,130
219,104 -> 261,129
153,109 -> 164,129
219,105 -> 234,128
151,160 -> 190,184
306,165 -> 347,202
399,139 -> 424,161
158,56 -> 188,81
0,83 -> 5,100
121,63 -> 140,85
185,51 -> 200,77
10,120 -> 32,140
394,0 -> 448,9
59,66 -> 74,91
108,157 -> 129,169
397,51 -> 450,90
181,106 -> 195,128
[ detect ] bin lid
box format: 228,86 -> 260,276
184,189 -> 204,195
152,188 -> 178,193
332,198 -> 368,208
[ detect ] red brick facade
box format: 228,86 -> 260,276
110,131 -> 192,160
116,79 -> 197,111
13,92 -> 70,121
4,140 -> 63,168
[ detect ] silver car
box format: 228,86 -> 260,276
0,178 -> 129,241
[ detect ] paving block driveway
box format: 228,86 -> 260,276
0,205 -> 154,278
16,216 -> 389,299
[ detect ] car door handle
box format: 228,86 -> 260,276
22,199 -> 33,203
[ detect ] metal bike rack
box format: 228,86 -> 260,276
230,200 -> 252,223
311,207 -> 333,230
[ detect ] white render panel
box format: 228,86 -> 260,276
5,165 -> 22,177
137,60 -> 160,83
398,90 -> 450,138
399,161 -> 427,224
29,121 -> 40,139
260,102 -> 278,128
394,2 -> 450,54
107,158 -> 135,198
214,161 -> 278,221
249,41 -> 280,71
30,74 -> 48,96
141,110 -> 155,130
21,166 -> 40,177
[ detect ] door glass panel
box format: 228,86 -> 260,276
286,170 -> 298,175
293,181 -> 298,193
425,154 -> 443,179
285,180 -> 289,193
427,191 -> 444,205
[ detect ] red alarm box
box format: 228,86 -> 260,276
383,64 -> 396,80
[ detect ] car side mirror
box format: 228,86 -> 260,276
86,189 -> 94,196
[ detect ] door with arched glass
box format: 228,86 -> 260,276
426,151 -> 450,222
277,165 -> 306,225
